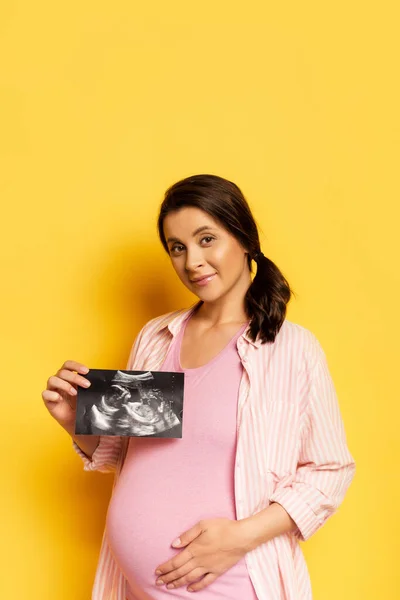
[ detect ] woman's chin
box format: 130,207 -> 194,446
193,289 -> 224,303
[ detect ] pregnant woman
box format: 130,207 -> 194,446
42,173 -> 356,600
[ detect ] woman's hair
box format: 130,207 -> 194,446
157,174 -> 296,344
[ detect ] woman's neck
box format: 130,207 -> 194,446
193,293 -> 249,328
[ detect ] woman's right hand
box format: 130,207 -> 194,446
42,360 -> 91,432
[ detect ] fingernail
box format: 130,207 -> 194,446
155,570 -> 162,575
166,584 -> 174,589
83,380 -> 91,387
156,579 -> 164,586
81,367 -> 89,374
172,537 -> 181,547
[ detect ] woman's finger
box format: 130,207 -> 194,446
42,389 -> 75,409
62,360 -> 89,374
156,559 -> 197,586
42,390 -> 62,402
188,572 -> 218,592
47,375 -> 79,397
163,567 -> 207,590
53,369 -> 91,390
155,547 -> 194,579
42,362 -> 91,429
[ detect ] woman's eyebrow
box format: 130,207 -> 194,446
166,226 -> 217,243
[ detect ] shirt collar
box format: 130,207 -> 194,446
160,300 -> 263,348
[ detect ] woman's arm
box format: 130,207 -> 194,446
71,321 -> 147,472
70,431 -> 99,459
72,434 -> 123,473
238,502 -> 298,551
266,342 -> 356,542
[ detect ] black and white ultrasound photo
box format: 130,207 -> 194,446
75,369 -> 185,438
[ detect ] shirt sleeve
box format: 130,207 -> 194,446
268,341 -> 356,542
72,322 -> 147,472
72,436 -> 123,473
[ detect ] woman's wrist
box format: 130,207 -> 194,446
65,424 -> 100,459
237,502 -> 298,552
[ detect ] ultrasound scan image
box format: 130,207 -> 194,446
75,369 -> 185,438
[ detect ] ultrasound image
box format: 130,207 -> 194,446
75,369 -> 184,438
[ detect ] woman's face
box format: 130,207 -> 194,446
163,206 -> 250,302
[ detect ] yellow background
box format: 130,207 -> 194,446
1,1 -> 398,598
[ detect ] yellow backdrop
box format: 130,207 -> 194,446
1,1 -> 398,598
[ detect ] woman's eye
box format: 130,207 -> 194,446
170,237 -> 214,254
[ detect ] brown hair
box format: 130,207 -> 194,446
157,174 -> 296,344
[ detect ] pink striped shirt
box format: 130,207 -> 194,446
73,301 -> 356,600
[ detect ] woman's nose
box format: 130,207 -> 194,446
185,250 -> 205,270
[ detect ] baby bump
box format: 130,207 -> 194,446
105,473 -> 258,599
106,478 -> 188,584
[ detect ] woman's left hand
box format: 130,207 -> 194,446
154,518 -> 250,592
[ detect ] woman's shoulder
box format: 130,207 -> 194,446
138,305 -> 193,338
127,306 -> 192,367
265,318 -> 328,371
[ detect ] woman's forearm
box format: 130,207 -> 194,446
238,502 -> 298,552
65,424 -> 100,459
73,434 -> 100,458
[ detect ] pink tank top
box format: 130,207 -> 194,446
105,313 -> 258,599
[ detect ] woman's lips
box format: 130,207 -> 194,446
191,273 -> 216,286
